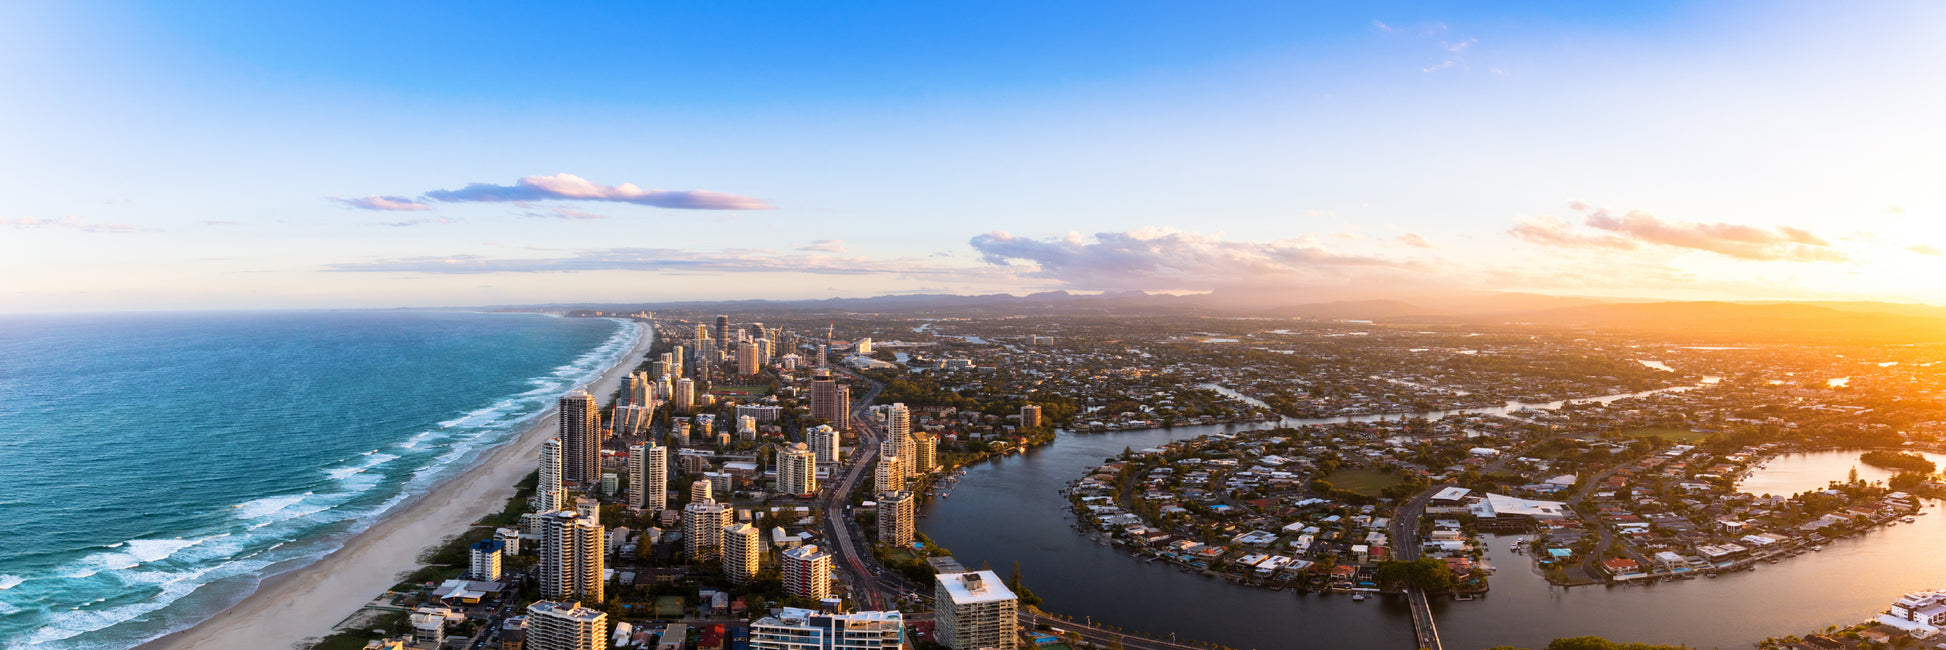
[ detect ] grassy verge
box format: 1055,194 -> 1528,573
1323,469 -> 1403,498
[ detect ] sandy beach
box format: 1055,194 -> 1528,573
139,318 -> 655,650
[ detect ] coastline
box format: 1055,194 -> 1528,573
138,318 -> 654,650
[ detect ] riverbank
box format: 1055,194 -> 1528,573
138,318 -> 654,650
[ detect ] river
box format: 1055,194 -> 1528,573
922,422 -> 1946,648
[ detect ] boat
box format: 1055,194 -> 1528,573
1812,545 -> 1823,551
1903,516 -> 1917,523
1352,593 -> 1367,601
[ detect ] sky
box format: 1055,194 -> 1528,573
3,1 -> 1944,311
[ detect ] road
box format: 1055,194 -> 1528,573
1391,483 -> 1448,650
816,367 -> 894,610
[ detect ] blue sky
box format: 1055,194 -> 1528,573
4,1 -> 1943,310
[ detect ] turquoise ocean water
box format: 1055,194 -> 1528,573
0,311 -> 641,649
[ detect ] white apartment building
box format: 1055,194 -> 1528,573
683,500 -> 733,561
628,441 -> 668,511
877,490 -> 915,548
527,600 -> 607,650
777,442 -> 819,497
750,608 -> 903,650
723,522 -> 761,583
781,545 -> 833,600
539,511 -> 604,603
934,571 -> 1017,650
808,425 -> 841,464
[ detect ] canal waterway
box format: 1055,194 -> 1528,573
922,406 -> 1946,648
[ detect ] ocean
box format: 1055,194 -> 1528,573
0,311 -> 642,649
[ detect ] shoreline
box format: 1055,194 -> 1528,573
138,318 -> 655,650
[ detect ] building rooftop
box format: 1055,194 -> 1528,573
936,570 -> 1016,605
528,600 -> 605,623
783,545 -> 830,561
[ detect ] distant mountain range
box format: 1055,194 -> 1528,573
489,291 -> 1946,344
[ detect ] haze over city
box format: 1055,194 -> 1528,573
6,1 -> 1946,311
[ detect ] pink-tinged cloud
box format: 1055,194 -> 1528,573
1395,233 -> 1435,248
424,173 -> 771,210
797,239 -> 849,253
1508,216 -> 1636,250
1513,202 -> 1849,262
967,228 -> 1425,292
1907,244 -> 1943,256
2,215 -> 140,233
333,195 -> 434,211
524,208 -> 610,220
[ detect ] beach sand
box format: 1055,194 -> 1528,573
139,319 -> 655,650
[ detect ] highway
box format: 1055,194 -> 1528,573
816,367 -> 895,610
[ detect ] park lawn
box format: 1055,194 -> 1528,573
654,595 -> 685,618
883,547 -> 918,563
1323,469 -> 1403,498
1621,428 -> 1712,443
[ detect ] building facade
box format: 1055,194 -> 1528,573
559,391 -> 600,485
873,454 -> 903,495
878,490 -> 915,548
683,501 -> 734,561
934,571 -> 1018,650
627,441 -> 667,512
911,432 -> 936,475
469,539 -> 504,582
808,425 -> 841,464
533,437 -> 567,514
723,522 -> 761,583
750,608 -> 903,650
526,601 -> 607,650
777,442 -> 819,497
781,545 -> 833,601
539,511 -> 604,603
810,376 -> 850,430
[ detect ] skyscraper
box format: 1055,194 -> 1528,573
1020,404 -> 1042,430
874,451 -> 903,494
934,571 -> 1017,650
539,510 -> 604,603
673,378 -> 695,415
559,391 -> 600,485
781,545 -> 834,601
534,438 -> 567,514
878,489 -> 915,548
526,601 -> 607,650
715,315 -> 730,347
810,375 -> 849,430
683,500 -> 733,561
887,403 -> 916,478
722,522 -> 761,583
807,425 -> 841,464
690,477 -> 713,503
627,441 -> 667,512
737,341 -> 761,376
776,442 -> 818,497
912,432 -> 937,475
